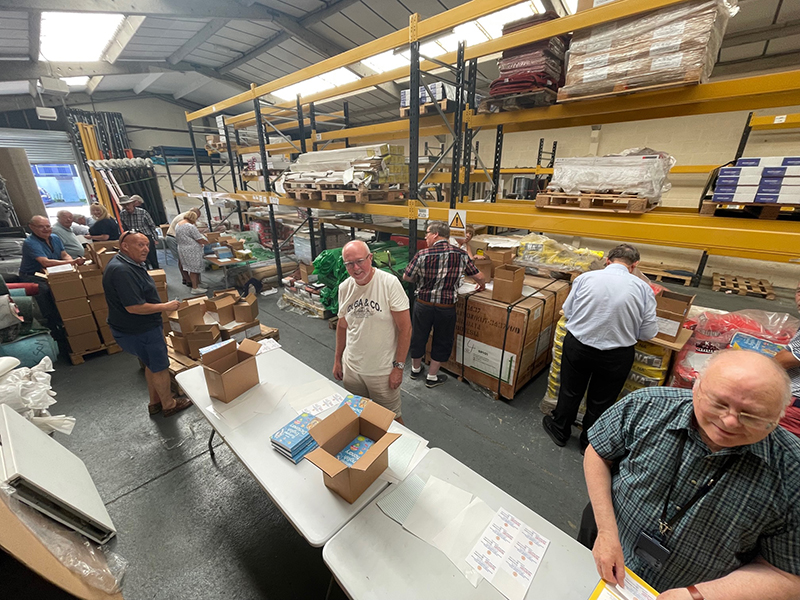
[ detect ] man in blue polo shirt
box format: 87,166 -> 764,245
102,230 -> 191,418
19,215 -> 84,330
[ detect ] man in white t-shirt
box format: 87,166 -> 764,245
333,240 -> 412,423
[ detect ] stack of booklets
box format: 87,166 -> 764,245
336,435 -> 375,467
270,412 -> 322,464
338,394 -> 368,416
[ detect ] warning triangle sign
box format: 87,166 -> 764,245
449,212 -> 465,229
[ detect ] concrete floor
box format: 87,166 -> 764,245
2,257 -> 797,600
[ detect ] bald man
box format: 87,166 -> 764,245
581,350 -> 800,599
333,240 -> 412,423
102,231 -> 191,417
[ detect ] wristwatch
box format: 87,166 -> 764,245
392,361 -> 405,370
686,585 -> 704,600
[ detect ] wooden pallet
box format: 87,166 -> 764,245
712,273 -> 776,300
282,292 -> 331,319
700,201 -> 797,220
400,98 -> 453,118
69,342 -> 123,365
478,88 -> 557,113
535,192 -> 651,214
639,264 -> 693,287
557,71 -> 702,103
320,188 -> 407,204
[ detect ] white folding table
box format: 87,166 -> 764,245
176,348 -> 401,547
323,448 -> 599,600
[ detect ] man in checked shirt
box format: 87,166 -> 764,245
403,221 -> 485,388
119,195 -> 160,269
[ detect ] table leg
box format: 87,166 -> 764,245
208,429 -> 216,456
325,575 -> 335,600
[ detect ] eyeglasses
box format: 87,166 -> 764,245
698,381 -> 779,431
343,257 -> 371,269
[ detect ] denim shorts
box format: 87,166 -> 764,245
111,325 -> 169,373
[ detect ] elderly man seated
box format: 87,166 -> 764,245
52,210 -> 86,259
581,350 -> 799,599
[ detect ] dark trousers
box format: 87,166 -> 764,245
18,275 -> 61,330
551,331 -> 635,449
409,301 -> 457,363
146,236 -> 159,269
578,502 -> 597,549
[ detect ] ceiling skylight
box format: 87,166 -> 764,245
40,12 -> 124,62
358,1 -> 541,74
273,67 -> 361,101
61,77 -> 89,87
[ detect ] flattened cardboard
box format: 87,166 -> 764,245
68,331 -> 102,354
233,293 -> 259,323
492,265 -> 525,304
204,295 -> 235,325
55,297 -> 91,320
306,401 -> 400,503
201,338 -> 261,403
62,314 -> 97,337
223,319 -> 261,343
655,290 -> 695,342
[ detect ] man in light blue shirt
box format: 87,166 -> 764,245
543,243 -> 658,453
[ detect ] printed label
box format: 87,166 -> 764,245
650,39 -> 681,56
652,21 -> 685,38
774,115 -> 787,124
417,208 -> 429,219
651,53 -> 683,71
455,336 -> 517,384
656,317 -> 680,337
584,52 -> 610,69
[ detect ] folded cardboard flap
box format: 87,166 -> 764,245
168,301 -> 205,334
186,324 -> 221,359
234,293 -> 259,323
205,295 -> 236,325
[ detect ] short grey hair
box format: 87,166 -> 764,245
427,221 -> 450,239
607,243 -> 640,266
56,210 -> 72,219
701,349 -> 793,408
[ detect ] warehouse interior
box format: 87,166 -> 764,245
0,0 -> 799,599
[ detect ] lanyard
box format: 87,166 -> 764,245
658,430 -> 739,538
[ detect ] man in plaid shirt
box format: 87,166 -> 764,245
403,221 -> 485,388
119,195 -> 160,269
583,350 -> 800,599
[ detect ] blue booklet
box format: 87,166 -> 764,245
273,440 -> 317,464
338,394 -> 369,416
271,412 -> 321,453
336,435 -> 375,467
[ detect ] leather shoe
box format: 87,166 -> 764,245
542,415 -> 567,447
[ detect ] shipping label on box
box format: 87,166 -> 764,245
455,335 -> 517,384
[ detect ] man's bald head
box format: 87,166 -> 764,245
342,240 -> 370,260
342,240 -> 373,285
702,350 -> 792,410
29,215 -> 49,228
120,230 -> 150,264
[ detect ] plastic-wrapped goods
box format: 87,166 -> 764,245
540,316 -> 568,415
548,148 -> 676,201
0,357 -> 75,435
558,0 -> 737,101
670,309 -> 798,388
515,233 -> 605,273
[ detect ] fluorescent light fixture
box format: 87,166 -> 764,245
40,12 -> 124,62
565,0 -> 579,14
273,67 -> 360,101
61,77 -> 89,87
361,49 -> 409,74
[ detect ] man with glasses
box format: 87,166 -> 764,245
403,221 -> 485,388
581,350 -> 800,600
119,195 -> 160,269
102,230 -> 191,418
333,241 -> 411,422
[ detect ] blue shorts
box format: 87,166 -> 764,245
111,325 -> 169,373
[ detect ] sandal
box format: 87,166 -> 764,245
148,403 -> 162,416
163,396 -> 193,417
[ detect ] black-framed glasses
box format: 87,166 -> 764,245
119,228 -> 142,243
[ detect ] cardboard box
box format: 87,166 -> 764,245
205,231 -> 221,243
233,293 -> 259,323
98,324 -> 114,346
472,257 -> 493,282
201,338 -> 261,403
88,241 -> 119,254
168,300 -> 206,334
299,262 -> 314,283
56,297 -> 91,320
468,240 -> 490,258
655,290 -> 695,342
486,248 -> 515,266
48,276 -> 86,302
306,402 -> 401,504
205,295 -> 235,325
148,269 -> 167,284
81,270 -> 104,297
88,294 -> 107,312
93,308 -> 109,328
62,314 -> 97,337
492,265 -> 525,304
44,264 -> 78,281
223,320 -> 261,343
434,277 -> 570,399
186,324 -> 222,360
169,331 -> 190,356
156,283 -> 168,303
213,288 -> 240,300
95,250 -> 117,271
68,331 -> 102,354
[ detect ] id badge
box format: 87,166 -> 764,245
634,531 -> 671,571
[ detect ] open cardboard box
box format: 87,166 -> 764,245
168,299 -> 205,334
233,293 -> 259,323
201,338 -> 261,403
185,324 -> 221,360
306,402 -> 400,504
205,295 -> 235,325
655,289 -> 695,342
